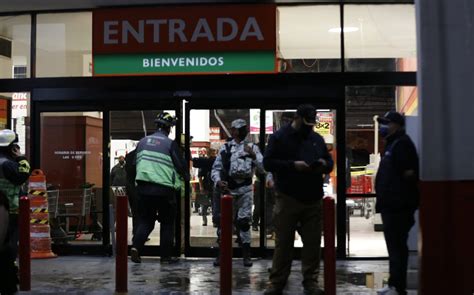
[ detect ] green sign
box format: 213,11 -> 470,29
93,52 -> 276,75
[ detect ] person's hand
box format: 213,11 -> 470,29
244,145 -> 256,159
294,161 -> 311,172
312,158 -> 328,173
217,181 -> 228,191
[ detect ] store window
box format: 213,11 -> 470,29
345,85 -> 418,257
0,15 -> 31,78
40,112 -> 104,245
344,5 -> 417,72
36,12 -> 92,77
277,5 -> 341,72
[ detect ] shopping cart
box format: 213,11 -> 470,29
53,188 -> 93,239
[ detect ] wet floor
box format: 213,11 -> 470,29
20,257 -> 417,294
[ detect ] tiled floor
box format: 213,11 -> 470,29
21,256 -> 417,294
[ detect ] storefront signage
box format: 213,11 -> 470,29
250,109 -> 273,134
315,112 -> 335,144
12,92 -> 28,119
93,5 -> 276,75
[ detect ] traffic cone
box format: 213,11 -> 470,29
28,169 -> 57,259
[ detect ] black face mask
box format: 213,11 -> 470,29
119,160 -> 125,165
237,127 -> 249,141
299,124 -> 313,136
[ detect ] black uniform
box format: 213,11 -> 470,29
375,130 -> 419,295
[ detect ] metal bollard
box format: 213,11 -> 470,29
115,195 -> 128,293
19,196 -> 31,291
220,195 -> 233,295
323,196 -> 336,295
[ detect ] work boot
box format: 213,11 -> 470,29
130,247 -> 141,263
263,284 -> 284,295
242,243 -> 253,267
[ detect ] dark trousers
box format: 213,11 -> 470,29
381,210 -> 415,295
8,214 -> 18,259
270,192 -> 322,289
252,189 -> 276,233
126,186 -> 139,237
132,194 -> 176,258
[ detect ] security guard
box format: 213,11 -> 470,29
131,112 -> 189,264
0,129 -> 30,259
211,119 -> 264,267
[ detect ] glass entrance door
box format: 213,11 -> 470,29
184,100 -> 343,258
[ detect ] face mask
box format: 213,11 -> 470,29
379,124 -> 390,138
237,127 -> 248,141
119,160 -> 125,165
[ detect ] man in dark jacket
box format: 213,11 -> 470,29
263,105 -> 333,295
0,129 -> 31,260
375,111 -> 419,295
130,112 -> 189,264
124,149 -> 138,237
111,155 -> 127,187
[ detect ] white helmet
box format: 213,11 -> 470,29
0,129 -> 17,147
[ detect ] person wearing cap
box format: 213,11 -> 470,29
263,104 -> 333,295
211,118 -> 264,267
0,129 -> 30,261
130,112 -> 189,264
375,111 -> 419,295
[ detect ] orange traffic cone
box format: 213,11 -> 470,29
28,169 -> 57,259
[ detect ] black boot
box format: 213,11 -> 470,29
242,243 -> 253,267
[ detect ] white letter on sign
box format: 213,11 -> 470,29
143,59 -> 150,68
104,21 -> 119,44
122,20 -> 145,44
240,17 -> 264,41
217,18 -> 238,42
146,19 -> 167,43
169,19 -> 187,43
191,18 -> 215,42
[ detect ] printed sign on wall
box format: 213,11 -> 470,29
93,5 -> 277,75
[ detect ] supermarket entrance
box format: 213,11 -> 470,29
30,76 -> 347,258
184,86 -> 345,258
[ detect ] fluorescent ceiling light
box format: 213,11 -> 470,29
328,27 -> 359,33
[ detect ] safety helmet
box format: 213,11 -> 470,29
0,129 -> 17,147
154,112 -> 177,127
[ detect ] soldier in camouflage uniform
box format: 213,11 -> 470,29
211,119 -> 264,267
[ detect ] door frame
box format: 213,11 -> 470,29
31,87 -> 182,256
183,85 -> 346,258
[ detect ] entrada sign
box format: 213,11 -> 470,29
93,5 -> 277,75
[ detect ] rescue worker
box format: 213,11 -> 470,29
211,119 -> 264,267
130,112 -> 189,264
0,129 -> 31,259
375,111 -> 419,295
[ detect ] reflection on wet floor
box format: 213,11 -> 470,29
25,257 -> 418,294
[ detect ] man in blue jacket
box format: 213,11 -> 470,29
375,111 -> 419,295
263,105 -> 333,295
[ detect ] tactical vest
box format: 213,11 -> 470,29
135,132 -> 181,190
0,156 -> 21,214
